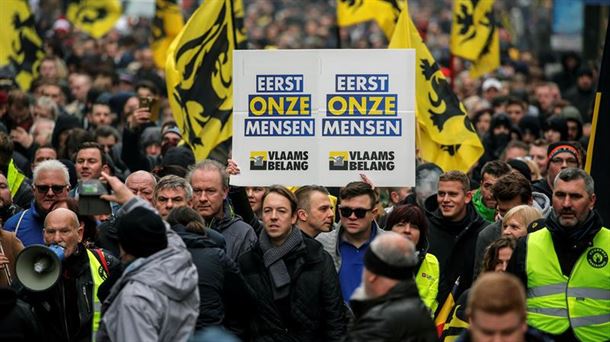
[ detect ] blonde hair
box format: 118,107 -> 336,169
502,205 -> 542,233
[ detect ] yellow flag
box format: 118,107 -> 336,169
450,0 -> 499,78
0,0 -> 45,90
389,4 -> 483,172
66,0 -> 122,39
152,0 -> 184,70
165,0 -> 246,161
337,0 -> 405,39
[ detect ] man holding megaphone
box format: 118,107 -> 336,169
16,207 -> 119,342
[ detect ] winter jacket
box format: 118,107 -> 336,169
0,230 -> 23,287
238,233 -> 347,342
97,227 -> 199,342
424,195 -> 487,308
209,200 -> 257,261
345,280 -> 438,342
120,122 -> 160,172
0,287 -> 42,341
4,201 -> 46,246
174,224 -> 254,335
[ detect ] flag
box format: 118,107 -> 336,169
450,0 -> 499,78
586,19 -> 610,226
66,0 -> 122,39
165,0 -> 246,161
434,277 -> 460,336
152,0 -> 184,70
337,0 -> 405,39
0,0 -> 45,90
389,4 -> 483,172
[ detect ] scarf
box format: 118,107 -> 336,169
259,226 -> 305,300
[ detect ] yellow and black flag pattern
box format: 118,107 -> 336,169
66,0 -> 122,39
389,3 -> 483,172
165,0 -> 246,161
152,0 -> 184,70
450,0 -> 499,78
337,0 -> 405,39
0,0 -> 45,90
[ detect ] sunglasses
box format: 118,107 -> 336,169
339,207 -> 373,219
34,184 -> 67,194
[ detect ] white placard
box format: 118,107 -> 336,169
231,49 -> 415,187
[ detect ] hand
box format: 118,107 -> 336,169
226,159 -> 241,175
360,173 -> 375,190
0,254 -> 9,269
100,171 -> 135,205
128,107 -> 151,129
10,127 -> 34,149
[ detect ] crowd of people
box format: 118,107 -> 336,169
0,0 -> 608,341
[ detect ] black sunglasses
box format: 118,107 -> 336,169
339,207 -> 373,219
34,184 -> 67,194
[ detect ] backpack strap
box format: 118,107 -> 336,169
92,248 -> 110,275
14,209 -> 28,236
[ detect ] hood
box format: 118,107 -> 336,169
119,228 -> 198,302
532,192 -> 551,218
472,188 -> 495,223
173,224 -> 223,249
424,194 -> 484,235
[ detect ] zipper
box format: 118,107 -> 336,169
60,281 -> 69,340
82,284 -> 90,313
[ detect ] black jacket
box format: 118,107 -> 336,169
174,224 -> 253,335
345,280 -> 438,342
0,287 -> 42,341
424,195 -> 487,309
238,233 -> 347,342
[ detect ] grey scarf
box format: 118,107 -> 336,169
259,226 -> 305,300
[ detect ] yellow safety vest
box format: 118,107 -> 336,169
7,159 -> 25,198
415,253 -> 439,314
86,249 -> 108,340
526,227 -> 610,342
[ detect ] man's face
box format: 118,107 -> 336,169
43,210 -> 82,258
437,180 -> 471,221
97,135 -> 117,155
480,173 -> 498,209
33,170 -> 69,213
547,151 -> 579,187
469,310 -> 526,342
535,86 -> 553,112
566,120 -> 580,141
503,147 -> 527,162
552,178 -> 595,228
506,104 -> 524,125
190,169 -> 227,220
246,186 -> 266,213
71,76 -> 90,102
32,121 -> 54,146
75,148 -> 104,181
496,196 -> 525,220
0,174 -> 12,208
529,145 -> 547,174
88,104 -> 112,127
577,74 -> 593,91
339,194 -> 377,237
302,191 -> 334,233
40,60 -> 57,79
262,192 -> 297,244
42,85 -> 64,106
126,174 -> 155,204
154,187 -> 189,219
162,132 -> 181,150
32,148 -> 57,171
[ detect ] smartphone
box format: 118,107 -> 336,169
78,180 -> 112,215
138,96 -> 159,122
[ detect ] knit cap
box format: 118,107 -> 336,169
117,207 -> 167,258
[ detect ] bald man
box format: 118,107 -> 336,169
125,171 -> 157,205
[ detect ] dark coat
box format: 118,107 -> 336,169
345,280 -> 438,342
0,287 -> 42,341
424,195 -> 487,308
238,233 -> 347,342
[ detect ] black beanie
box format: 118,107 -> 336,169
117,207 -> 168,258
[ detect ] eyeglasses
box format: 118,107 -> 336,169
339,207 -> 373,219
34,184 -> 67,194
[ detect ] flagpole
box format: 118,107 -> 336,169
229,0 -> 239,49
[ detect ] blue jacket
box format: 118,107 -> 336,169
4,201 -> 45,246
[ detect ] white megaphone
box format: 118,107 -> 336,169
15,244 -> 64,292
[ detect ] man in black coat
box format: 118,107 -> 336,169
345,232 -> 437,342
424,171 -> 487,310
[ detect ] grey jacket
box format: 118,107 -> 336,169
316,222 -> 385,272
97,197 -> 200,342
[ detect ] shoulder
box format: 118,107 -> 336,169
5,209 -> 29,228
316,229 -> 339,244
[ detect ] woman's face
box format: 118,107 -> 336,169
476,113 -> 491,135
494,247 -> 513,272
391,221 -> 420,245
502,217 -> 527,238
246,187 -> 266,215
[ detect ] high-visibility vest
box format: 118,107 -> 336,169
415,253 -> 439,314
7,159 -> 25,198
526,227 -> 610,342
86,249 -> 108,341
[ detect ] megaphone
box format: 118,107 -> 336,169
15,244 -> 64,292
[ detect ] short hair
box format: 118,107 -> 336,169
76,141 -> 108,166
504,140 -> 529,154
531,138 -> 549,148
439,170 -> 470,193
481,236 -> 517,273
295,185 -> 329,211
33,159 -> 70,185
554,168 -> 594,196
166,206 -> 206,234
94,125 -> 120,141
492,172 -> 532,203
384,204 -> 428,245
187,159 -> 229,189
154,175 -> 193,200
126,170 -> 157,187
340,181 -> 377,206
467,272 -> 526,321
502,205 -> 542,233
369,232 -> 418,268
135,80 -> 159,96
35,96 -> 59,120
481,160 -> 512,179
263,185 -> 297,214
